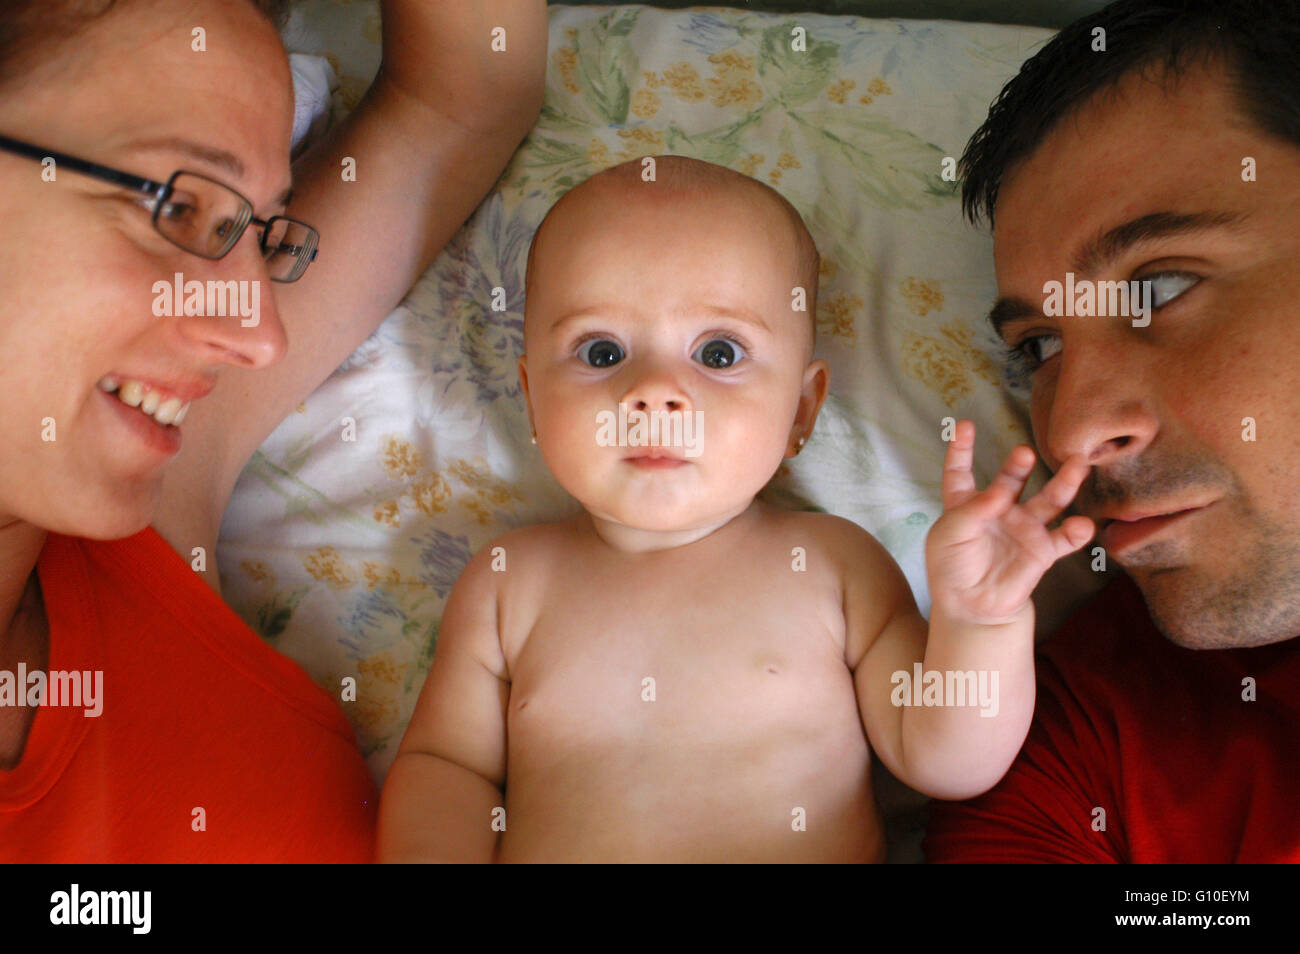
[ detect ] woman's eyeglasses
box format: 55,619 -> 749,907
0,134 -> 319,283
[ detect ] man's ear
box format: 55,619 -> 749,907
786,358 -> 830,457
518,354 -> 536,436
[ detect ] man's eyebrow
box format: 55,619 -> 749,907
987,296 -> 1041,340
130,136 -> 293,208
1072,209 -> 1249,275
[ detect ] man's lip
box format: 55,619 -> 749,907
1097,503 -> 1211,555
1095,502 -> 1212,525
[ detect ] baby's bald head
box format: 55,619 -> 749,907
524,155 -> 819,349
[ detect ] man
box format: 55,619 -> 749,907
924,0 -> 1300,862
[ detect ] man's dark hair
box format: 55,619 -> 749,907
960,0 -> 1300,226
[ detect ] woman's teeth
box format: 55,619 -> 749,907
96,376 -> 191,426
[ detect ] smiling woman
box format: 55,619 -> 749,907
0,0 -> 546,861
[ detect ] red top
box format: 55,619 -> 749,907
0,527 -> 377,862
924,575 -> 1300,863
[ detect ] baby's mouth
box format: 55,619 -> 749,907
624,449 -> 690,469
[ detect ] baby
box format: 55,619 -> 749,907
378,155 -> 1092,862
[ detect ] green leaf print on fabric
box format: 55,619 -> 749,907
757,21 -> 841,108
573,9 -> 643,125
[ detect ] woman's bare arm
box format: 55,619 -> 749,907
157,0 -> 547,556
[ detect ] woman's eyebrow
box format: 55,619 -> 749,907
129,135 -> 247,179
129,135 -> 293,207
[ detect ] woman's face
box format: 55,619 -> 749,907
0,0 -> 293,538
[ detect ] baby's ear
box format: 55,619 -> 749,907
799,358 -> 830,426
517,354 -> 536,432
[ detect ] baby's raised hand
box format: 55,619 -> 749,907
926,420 -> 1094,625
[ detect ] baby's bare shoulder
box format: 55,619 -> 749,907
473,515 -> 588,569
456,515 -> 594,617
761,506 -> 894,565
760,506 -> 911,603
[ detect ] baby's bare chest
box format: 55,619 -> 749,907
503,561 -> 856,741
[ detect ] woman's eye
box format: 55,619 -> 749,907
577,338 -> 624,368
1142,271 -> 1199,309
693,337 -> 746,369
213,216 -> 240,240
139,196 -> 195,223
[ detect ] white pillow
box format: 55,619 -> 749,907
221,3 -> 1104,788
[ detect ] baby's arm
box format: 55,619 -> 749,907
377,545 -> 510,862
851,420 -> 1092,800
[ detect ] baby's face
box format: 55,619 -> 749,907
520,181 -> 826,540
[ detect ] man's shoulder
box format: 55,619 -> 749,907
1037,573 -> 1166,679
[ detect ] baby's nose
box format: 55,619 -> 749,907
620,373 -> 690,413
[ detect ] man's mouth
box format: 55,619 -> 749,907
1097,502 -> 1213,555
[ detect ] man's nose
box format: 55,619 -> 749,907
1040,332 -> 1159,471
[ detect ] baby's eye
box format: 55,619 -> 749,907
1140,271 -> 1199,309
693,337 -> 746,369
577,338 -> 624,368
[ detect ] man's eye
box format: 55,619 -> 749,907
577,338 -> 624,368
1022,333 -> 1062,365
1003,332 -> 1062,384
693,337 -> 746,369
1141,271 -> 1199,309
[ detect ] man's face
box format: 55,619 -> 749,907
990,64 -> 1300,648
520,181 -> 824,541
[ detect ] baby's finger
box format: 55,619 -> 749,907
1022,454 -> 1090,526
940,419 -> 978,508
1048,514 -> 1096,560
971,444 -> 1037,515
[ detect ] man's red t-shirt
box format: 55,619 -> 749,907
924,575 -> 1300,862
0,528 -> 377,862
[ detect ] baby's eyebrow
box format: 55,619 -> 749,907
695,303 -> 770,333
548,303 -> 772,334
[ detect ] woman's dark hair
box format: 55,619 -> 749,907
960,0 -> 1300,226
0,0 -> 292,86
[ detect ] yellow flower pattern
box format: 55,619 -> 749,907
226,4 -> 1072,778
901,319 -> 1002,407
900,277 -> 945,316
